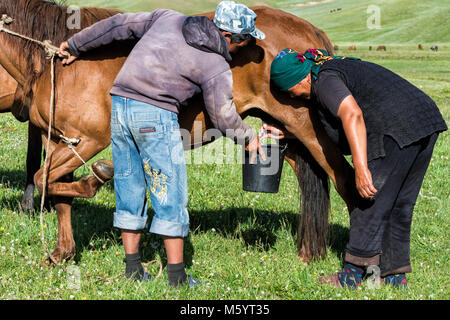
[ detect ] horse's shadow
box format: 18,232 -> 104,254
0,168 -> 349,267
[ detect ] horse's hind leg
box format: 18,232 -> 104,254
278,108 -> 358,262
20,122 -> 43,212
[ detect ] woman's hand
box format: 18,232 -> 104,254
354,165 -> 378,199
58,41 -> 79,65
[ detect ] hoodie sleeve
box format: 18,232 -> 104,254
201,70 -> 255,145
67,10 -> 166,56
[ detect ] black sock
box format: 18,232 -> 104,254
167,262 -> 187,287
125,253 -> 145,280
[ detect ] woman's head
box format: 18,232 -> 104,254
285,72 -> 312,99
271,48 -> 339,98
270,48 -> 314,98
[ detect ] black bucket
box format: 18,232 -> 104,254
242,141 -> 288,194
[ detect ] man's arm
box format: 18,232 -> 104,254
337,95 -> 378,199
201,70 -> 265,162
59,11 -> 165,64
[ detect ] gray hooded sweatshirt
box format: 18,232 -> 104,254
67,9 -> 254,144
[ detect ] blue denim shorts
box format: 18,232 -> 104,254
110,95 -> 189,237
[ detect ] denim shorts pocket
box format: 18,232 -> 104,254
135,123 -> 174,181
111,111 -> 132,178
131,119 -> 166,142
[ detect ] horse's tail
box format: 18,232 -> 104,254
314,27 -> 334,55
294,141 -> 330,261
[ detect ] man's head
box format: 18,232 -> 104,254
213,1 -> 265,53
220,31 -> 252,53
270,48 -> 316,99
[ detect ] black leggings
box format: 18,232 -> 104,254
345,133 -> 439,277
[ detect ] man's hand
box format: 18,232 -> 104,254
245,136 -> 266,164
258,123 -> 295,140
58,41 -> 78,65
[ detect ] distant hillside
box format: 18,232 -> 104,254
65,0 -> 281,14
283,0 -> 450,44
65,0 -> 449,43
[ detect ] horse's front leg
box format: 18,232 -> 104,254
36,172 -> 76,265
34,137 -> 113,199
41,181 -> 76,265
51,195 -> 76,264
34,137 -> 112,265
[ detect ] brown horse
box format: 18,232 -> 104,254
0,65 -> 43,211
0,65 -> 15,108
0,0 -> 356,264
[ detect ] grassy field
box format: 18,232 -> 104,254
0,0 -> 449,300
286,0 -> 450,44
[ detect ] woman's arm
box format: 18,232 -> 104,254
337,95 -> 378,199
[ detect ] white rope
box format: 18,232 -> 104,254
59,135 -> 106,184
39,54 -> 59,265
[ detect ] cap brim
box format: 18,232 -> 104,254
250,28 -> 265,40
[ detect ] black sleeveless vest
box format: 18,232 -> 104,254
312,59 -> 447,161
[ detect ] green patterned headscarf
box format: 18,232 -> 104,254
270,48 -> 359,91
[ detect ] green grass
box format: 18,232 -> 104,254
0,0 -> 449,300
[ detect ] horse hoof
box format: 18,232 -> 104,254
19,199 -> 34,212
92,159 -> 114,183
19,185 -> 35,212
297,248 -> 313,264
318,273 -> 343,288
40,247 -> 76,266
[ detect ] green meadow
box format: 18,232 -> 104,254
0,0 -> 448,300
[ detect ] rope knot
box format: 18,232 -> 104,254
43,40 -> 59,60
0,14 -> 14,26
59,135 -> 81,146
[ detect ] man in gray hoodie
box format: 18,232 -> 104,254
59,1 -> 266,287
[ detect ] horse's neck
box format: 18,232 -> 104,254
0,1 -> 118,86
0,43 -> 26,86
